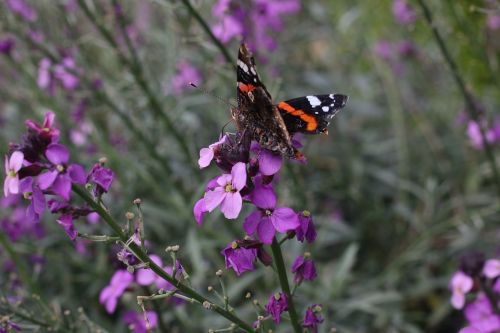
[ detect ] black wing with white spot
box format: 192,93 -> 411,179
237,44 -> 272,106
278,94 -> 348,134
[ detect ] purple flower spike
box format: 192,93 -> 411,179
265,292 -> 288,324
38,143 -> 85,201
483,259 -> 500,279
222,241 -> 257,276
198,135 -> 226,168
204,162 -> 247,219
450,271 -> 474,309
123,311 -> 158,333
4,151 -> 24,197
296,210 -> 317,243
99,269 -> 134,314
291,254 -> 317,285
302,304 -> 324,333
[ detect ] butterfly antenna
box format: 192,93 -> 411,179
189,82 -> 237,109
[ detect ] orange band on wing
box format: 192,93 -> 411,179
278,102 -> 318,132
238,82 -> 256,93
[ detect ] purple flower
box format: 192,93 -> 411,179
464,293 -> 500,332
374,40 -> 393,61
487,15 -> 500,31
302,304 -> 324,333
198,135 -> 227,168
450,271 -> 474,309
295,210 -> 317,243
291,255 -> 317,285
212,15 -> 243,43
0,37 -> 15,55
25,112 -> 60,144
467,121 -> 499,150
459,327 -> 482,333
203,162 -> 247,219
99,269 -> 134,313
168,61 -> 202,95
37,144 -> 86,201
53,57 -> 79,90
4,151 -> 24,197
392,0 -> 416,25
7,0 -> 37,22
244,183 -> 299,244
222,240 -> 258,276
265,292 -> 288,324
136,255 -> 183,293
37,58 -> 53,91
251,143 -> 282,176
87,163 -> 114,195
19,177 -> 45,223
56,214 -> 77,240
483,259 -> 500,279
123,311 -> 158,333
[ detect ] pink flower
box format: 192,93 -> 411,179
464,293 -> 500,332
198,135 -> 226,168
203,162 -> 247,219
99,270 -> 134,313
483,259 -> 500,279
450,271 -> 474,309
4,151 -> 24,197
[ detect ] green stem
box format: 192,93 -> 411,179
177,0 -> 233,65
270,238 -> 301,333
72,185 -> 254,332
416,0 -> 500,199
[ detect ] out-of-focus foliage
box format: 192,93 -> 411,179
0,0 -> 499,332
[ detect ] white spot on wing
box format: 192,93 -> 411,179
322,106 -> 329,112
329,94 -> 334,99
307,95 -> 321,107
237,59 -> 249,73
250,67 -> 257,75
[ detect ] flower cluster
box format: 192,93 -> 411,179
466,120 -> 500,150
195,131 -> 321,327
450,255 -> 500,333
2,112 -> 113,240
211,0 -> 300,54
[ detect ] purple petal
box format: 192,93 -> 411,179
7,177 -> 20,195
243,210 -> 262,235
136,255 -> 162,285
249,175 -> 276,209
204,188 -> 226,212
257,217 -> 276,244
32,187 -> 46,214
220,192 -> 242,219
37,170 -> 58,190
198,147 -> 214,168
51,174 -> 71,201
217,174 -> 232,187
43,112 -> 55,128
231,162 -> 247,191
9,151 -> 24,172
68,164 -> 86,185
271,207 -> 300,233
45,143 -> 69,165
57,214 -> 77,240
19,177 -> 33,193
259,149 -> 282,176
193,198 -> 207,225
484,259 -> 500,279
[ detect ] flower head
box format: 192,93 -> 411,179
7,0 -> 37,22
203,162 -> 247,219
392,0 -> 416,25
265,292 -> 288,324
295,210 -> 317,243
302,304 -> 324,333
291,254 -> 317,285
99,270 -> 134,313
123,311 -> 158,333
450,271 -> 474,309
4,151 -> 24,197
222,240 -> 257,276
464,293 -> 500,332
87,162 -> 114,196
198,135 -> 227,168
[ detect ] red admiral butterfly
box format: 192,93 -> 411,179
232,44 -> 348,159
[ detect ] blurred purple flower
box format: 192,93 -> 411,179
53,57 -> 79,90
37,144 -> 86,201
7,0 -> 37,22
450,271 -> 474,309
1,206 -> 42,241
397,40 -> 417,57
123,311 -> 158,333
136,255 -> 183,294
168,61 -> 202,95
487,15 -> 500,31
392,0 -> 416,25
291,255 -> 317,285
0,318 -> 21,332
459,327 -> 482,333
203,162 -> 247,219
302,304 -> 324,333
37,58 -> 53,91
467,120 -> 499,150
483,259 -> 500,279
295,210 -> 317,243
265,292 -> 288,324
374,40 -> 393,61
0,37 -> 15,55
464,293 -> 500,332
25,112 -> 60,144
99,269 -> 134,314
4,151 -> 24,197
244,182 -> 299,244
222,240 -> 258,276
198,135 -> 227,168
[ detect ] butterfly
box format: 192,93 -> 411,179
231,44 -> 348,159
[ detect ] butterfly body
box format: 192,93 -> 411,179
234,44 -> 348,158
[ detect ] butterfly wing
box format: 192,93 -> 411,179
277,94 -> 348,134
237,44 -> 272,106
